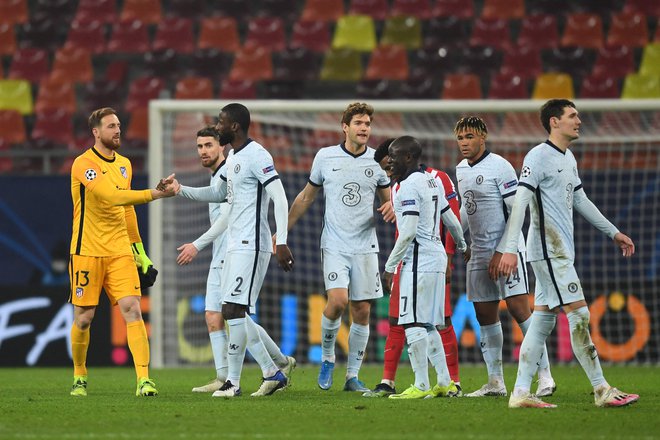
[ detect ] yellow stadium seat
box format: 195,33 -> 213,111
532,73 -> 574,99
380,16 -> 421,50
621,74 -> 660,98
320,48 -> 363,81
332,15 -> 377,52
0,79 -> 33,115
639,43 -> 660,76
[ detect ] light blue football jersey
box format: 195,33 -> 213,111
208,160 -> 228,267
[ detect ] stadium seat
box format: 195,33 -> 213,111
65,18 -> 106,54
441,73 -> 482,99
258,0 -> 298,23
332,15 -> 377,52
432,0 -> 474,19
21,17 -> 63,50
518,14 -> 559,50
481,0 -> 524,20
290,20 -> 331,53
639,43 -> 660,75
320,48 -> 363,81
391,0 -> 433,20
81,80 -> 124,113
607,11 -> 649,48
107,20 -> 150,53
198,16 -> 240,52
301,0 -> 344,22
0,23 -> 17,55
579,73 -> 620,98
348,0 -> 390,21
34,0 -> 76,22
35,77 -> 76,113
469,18 -> 511,51
356,79 -> 396,99
190,48 -> 232,78
410,47 -> 454,78
125,108 -> 148,141
120,0 -> 161,24
488,72 -> 528,99
8,48 -> 50,84
168,0 -> 206,19
592,45 -> 635,79
365,45 -> 409,80
0,79 -> 33,115
544,47 -> 595,79
245,17 -> 287,52
459,45 -> 502,77
621,74 -> 660,98
561,13 -> 603,49
401,77 -> 437,99
125,77 -> 166,113
50,46 -> 94,84
75,0 -> 117,23
174,76 -> 214,99
0,0 -> 28,25
423,17 -> 469,49
0,110 -> 27,143
532,73 -> 574,99
153,17 -> 194,53
212,0 -> 251,22
143,49 -> 180,80
32,109 -> 74,145
219,79 -> 257,99
623,0 -> 660,16
228,46 -> 273,82
274,47 -> 320,81
380,16 -> 422,50
500,45 -> 543,80
104,60 -> 128,83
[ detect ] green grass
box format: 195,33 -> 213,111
0,364 -> 658,439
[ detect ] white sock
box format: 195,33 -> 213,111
519,316 -> 552,379
321,315 -> 341,363
346,323 -> 369,379
427,328 -> 450,387
405,327 -> 430,391
209,329 -> 228,381
567,307 -> 607,389
247,315 -> 288,369
480,322 -> 504,381
513,311 -> 556,396
226,318 -> 247,387
245,315 -> 278,378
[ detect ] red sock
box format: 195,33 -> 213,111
439,324 -> 460,383
383,324 -> 406,382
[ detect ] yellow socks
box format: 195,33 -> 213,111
71,324 -> 90,377
127,320 -> 150,379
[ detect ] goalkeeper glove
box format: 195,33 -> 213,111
132,242 -> 153,274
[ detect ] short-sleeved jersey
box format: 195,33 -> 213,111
518,141 -> 582,262
209,160 -> 228,267
220,139 -> 280,253
392,169 -> 449,272
70,147 -> 150,257
456,150 -> 525,263
308,143 -> 390,254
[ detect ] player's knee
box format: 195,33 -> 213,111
350,300 -> 371,324
118,297 -> 142,322
205,311 -> 224,332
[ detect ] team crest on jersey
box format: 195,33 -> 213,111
476,175 -> 484,184
120,166 -> 127,178
365,168 -> 374,177
262,164 -> 275,174
84,169 -> 97,181
328,272 -> 338,281
568,282 -> 579,293
521,165 -> 532,178
402,199 -> 416,206
76,287 -> 84,298
234,164 -> 241,173
503,179 -> 517,189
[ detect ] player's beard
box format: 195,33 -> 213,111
101,135 -> 121,150
219,131 -> 234,146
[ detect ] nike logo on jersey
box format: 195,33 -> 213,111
102,170 -> 108,174
557,169 -> 563,173
399,313 -> 408,318
134,286 -> 140,290
332,168 -> 341,171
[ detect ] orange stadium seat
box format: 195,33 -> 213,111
607,11 -> 649,48
125,77 -> 166,112
31,109 -> 74,145
500,45 -> 543,80
441,73 -> 482,99
348,0 -> 390,21
532,73 -> 574,99
75,0 -> 117,23
332,15 -> 377,52
219,79 -> 257,99
198,16 -> 240,52
424,17 -> 469,49
488,72 -> 528,99
245,17 -> 287,52
561,13 -> 603,49
174,76 -> 214,99
0,79 -> 33,115
481,0 -> 524,20
228,46 -> 273,82
0,0 -> 28,25
301,0 -> 344,22
432,0 -> 474,19
0,110 -> 27,143
65,18 -> 106,54
380,16 -> 422,50
290,20 -> 331,53
391,0 -> 433,20
365,45 -> 409,80
592,45 -> 635,79
120,0 -> 161,25
518,14 -> 559,50
8,48 -> 50,83
125,108 -> 148,141
107,20 -> 150,53
320,48 -> 363,81
470,18 -> 511,51
153,17 -> 194,53
579,73 -> 620,98
0,23 -> 17,55
34,77 -> 76,113
50,46 -> 94,84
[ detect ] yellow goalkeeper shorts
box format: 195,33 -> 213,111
69,254 -> 142,306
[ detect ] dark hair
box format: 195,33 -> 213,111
196,125 -> 220,141
540,99 -> 576,134
88,107 -> 117,130
391,135 -> 422,160
221,103 -> 250,133
374,137 -> 396,163
454,116 -> 488,137
341,102 -> 374,126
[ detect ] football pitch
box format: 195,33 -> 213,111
1,364 -> 658,439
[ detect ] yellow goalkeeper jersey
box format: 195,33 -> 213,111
70,147 -> 152,256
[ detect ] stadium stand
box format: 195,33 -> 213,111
332,15 -> 377,52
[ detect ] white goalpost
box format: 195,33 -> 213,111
149,99 -> 660,368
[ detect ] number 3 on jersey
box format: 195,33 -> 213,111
342,182 -> 361,207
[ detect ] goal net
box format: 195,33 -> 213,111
148,100 -> 660,368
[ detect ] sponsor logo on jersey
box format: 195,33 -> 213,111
84,169 -> 97,181
120,166 -> 127,179
262,164 -> 275,173
402,199 -> 416,206
503,179 -> 518,189
446,191 -> 457,200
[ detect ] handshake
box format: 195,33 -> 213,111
155,174 -> 180,195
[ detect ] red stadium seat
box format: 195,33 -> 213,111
470,18 -> 511,51
245,17 -> 287,52
561,13 -> 603,49
0,23 -> 17,55
348,0 -> 390,21
120,0 -> 161,25
228,46 -> 273,82
518,14 -> 559,50
75,0 -> 117,23
0,0 -> 28,25
441,73 -> 482,99
0,110 -> 27,143
31,109 -> 75,145
153,17 -> 194,53
579,73 -> 620,98
301,0 -> 344,22
107,20 -> 150,53
488,72 -> 529,99
432,0 -> 474,19
174,76 -> 214,99
8,48 -> 50,83
607,11 -> 649,48
198,16 -> 240,52
35,77 -> 76,113
50,46 -> 94,84
65,18 -> 106,54
391,0 -> 433,20
125,77 -> 166,113
481,0 -> 524,20
592,45 -> 635,79
365,45 -> 409,80
81,80 -> 124,114
623,0 -> 660,16
290,20 -> 331,53
219,79 -> 257,99
500,45 -> 543,80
